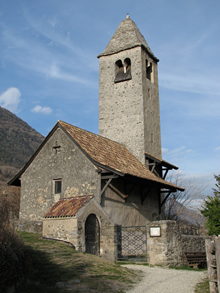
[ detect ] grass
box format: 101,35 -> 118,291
18,231 -> 141,293
194,277 -> 210,293
169,265 -> 207,271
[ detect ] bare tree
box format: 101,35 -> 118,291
165,171 -> 207,224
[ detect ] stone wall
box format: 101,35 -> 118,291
100,224 -> 117,261
42,217 -> 78,247
18,220 -> 42,233
147,220 -> 209,266
19,126 -> 99,232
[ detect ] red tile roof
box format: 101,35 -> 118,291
59,121 -> 184,191
44,195 -> 93,218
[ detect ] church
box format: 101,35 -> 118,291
9,15 -> 183,261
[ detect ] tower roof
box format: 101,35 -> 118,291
98,16 -> 159,61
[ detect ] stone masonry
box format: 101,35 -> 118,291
98,17 -> 161,164
147,220 -> 209,266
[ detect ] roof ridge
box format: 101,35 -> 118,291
58,120 -> 128,148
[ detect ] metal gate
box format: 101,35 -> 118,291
116,226 -> 147,261
85,214 -> 100,255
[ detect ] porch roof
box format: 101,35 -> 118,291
145,152 -> 178,170
44,195 -> 93,218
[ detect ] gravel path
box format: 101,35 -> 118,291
123,265 -> 207,293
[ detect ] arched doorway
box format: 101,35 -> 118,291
85,214 -> 100,255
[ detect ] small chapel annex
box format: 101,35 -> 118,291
9,15 -> 183,261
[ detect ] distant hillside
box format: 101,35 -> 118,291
165,198 -> 205,226
0,107 -> 44,183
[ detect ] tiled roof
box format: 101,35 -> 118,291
44,195 -> 93,218
59,121 -> 184,191
98,17 -> 158,61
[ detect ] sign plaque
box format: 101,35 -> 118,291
150,227 -> 161,237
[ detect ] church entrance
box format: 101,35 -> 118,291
85,214 -> 100,255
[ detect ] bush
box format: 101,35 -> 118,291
0,194 -> 32,292
200,175 -> 220,236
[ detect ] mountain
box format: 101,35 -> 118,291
0,107 -> 44,184
165,198 -> 205,226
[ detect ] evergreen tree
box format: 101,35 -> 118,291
200,175 -> 220,235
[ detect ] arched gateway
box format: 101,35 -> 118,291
85,214 -> 100,255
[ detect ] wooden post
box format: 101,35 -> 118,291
215,238 -> 220,291
205,238 -> 218,293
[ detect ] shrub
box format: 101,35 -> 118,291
0,193 -> 32,292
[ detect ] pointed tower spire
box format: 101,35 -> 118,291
98,17 -> 158,62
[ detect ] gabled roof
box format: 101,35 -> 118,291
98,16 -> 159,62
8,120 -> 184,191
44,195 -> 93,218
59,121 -> 183,191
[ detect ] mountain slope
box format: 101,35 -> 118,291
0,107 -> 44,183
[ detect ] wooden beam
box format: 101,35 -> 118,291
160,191 -> 172,208
109,184 -> 128,201
147,162 -> 156,173
160,188 -> 176,193
101,174 -> 118,179
100,178 -> 112,197
162,168 -> 169,179
151,163 -> 156,173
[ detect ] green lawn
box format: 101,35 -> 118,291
18,231 -> 141,293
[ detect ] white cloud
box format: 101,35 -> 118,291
215,147 -> 220,151
31,105 -> 53,114
0,87 -> 21,112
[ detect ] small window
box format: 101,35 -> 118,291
151,133 -> 154,144
54,180 -> 62,194
146,59 -> 153,81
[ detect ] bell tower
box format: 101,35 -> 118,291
98,15 -> 161,165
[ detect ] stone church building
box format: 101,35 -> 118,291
9,16 -> 184,261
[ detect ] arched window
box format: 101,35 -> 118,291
124,58 -> 131,80
114,58 -> 132,83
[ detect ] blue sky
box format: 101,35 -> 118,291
0,0 -> 219,197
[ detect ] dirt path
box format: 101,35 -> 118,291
123,265 -> 207,293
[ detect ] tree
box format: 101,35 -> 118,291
200,174 -> 220,236
165,172 -> 206,224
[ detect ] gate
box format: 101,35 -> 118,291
85,214 -> 100,255
116,226 -> 147,261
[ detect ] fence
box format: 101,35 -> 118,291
116,226 -> 147,261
